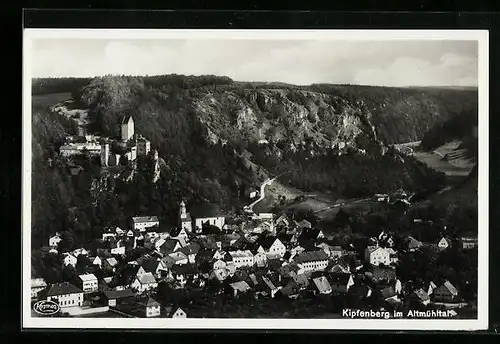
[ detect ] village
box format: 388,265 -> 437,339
32,114 -> 479,319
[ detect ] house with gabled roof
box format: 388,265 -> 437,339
132,216 -> 159,232
275,213 -> 291,229
411,288 -> 430,306
103,289 -> 135,307
139,297 -> 161,317
365,246 -> 390,266
49,233 -> 62,248
438,236 -> 452,250
171,264 -> 199,286
326,260 -> 351,274
298,228 -> 324,245
294,250 -> 329,273
426,281 -> 437,296
131,272 -> 158,294
103,257 -> 118,273
78,273 -> 98,293
312,275 -> 332,295
167,251 -> 189,266
228,250 -> 254,268
459,236 -> 478,250
277,278 -> 301,299
433,281 -> 459,302
256,236 -> 286,259
31,278 -> 47,299
210,268 -> 228,282
228,280 -> 251,297
46,282 -> 83,308
298,219 -> 312,229
169,227 -> 190,243
157,239 -> 183,257
171,307 -> 187,318
259,275 -> 282,298
177,243 -> 200,264
62,253 -> 78,267
405,236 -> 423,252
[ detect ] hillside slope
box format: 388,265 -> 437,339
31,75 -> 478,248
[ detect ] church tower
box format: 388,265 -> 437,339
179,200 -> 187,219
179,200 -> 192,233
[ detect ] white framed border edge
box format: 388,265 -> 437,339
22,28 -> 489,331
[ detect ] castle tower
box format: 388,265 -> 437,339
130,146 -> 137,161
121,115 -> 134,142
100,143 -> 109,167
137,137 -> 151,156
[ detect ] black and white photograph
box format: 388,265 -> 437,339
22,29 -> 488,330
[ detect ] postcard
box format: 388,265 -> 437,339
23,28 -> 488,330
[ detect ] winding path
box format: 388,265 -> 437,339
243,171 -> 290,213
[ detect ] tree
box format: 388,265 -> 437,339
58,230 -> 75,252
61,265 -> 76,282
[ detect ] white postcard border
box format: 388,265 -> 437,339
22,29 -> 489,331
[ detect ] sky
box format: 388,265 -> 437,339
30,39 -> 478,87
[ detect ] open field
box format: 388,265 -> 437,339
413,151 -> 472,178
32,92 -> 72,108
252,179 -> 304,213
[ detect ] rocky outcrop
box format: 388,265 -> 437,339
191,88 -> 390,158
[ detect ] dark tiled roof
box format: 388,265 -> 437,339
380,286 -> 396,299
196,248 -> 216,261
256,235 -> 279,249
178,243 -> 201,256
159,239 -> 180,255
371,267 -> 397,281
294,250 -> 328,263
171,264 -> 198,276
168,227 -> 185,237
146,297 -> 161,307
328,272 -> 352,285
46,282 -> 83,296
140,258 -> 160,274
298,220 -> 312,228
190,203 -> 221,219
104,289 -> 135,300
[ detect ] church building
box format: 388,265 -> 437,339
178,200 -> 225,234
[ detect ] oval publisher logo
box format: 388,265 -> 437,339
33,300 -> 60,316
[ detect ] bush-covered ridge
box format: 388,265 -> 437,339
31,75 -> 476,250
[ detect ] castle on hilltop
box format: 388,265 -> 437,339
100,115 -> 160,182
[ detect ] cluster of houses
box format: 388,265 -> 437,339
34,198 -> 477,318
